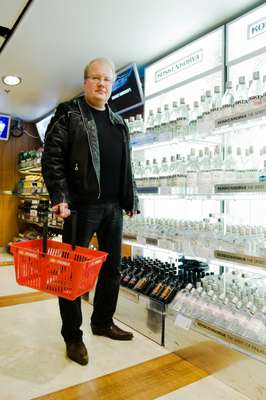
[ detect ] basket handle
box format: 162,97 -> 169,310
42,210 -> 77,253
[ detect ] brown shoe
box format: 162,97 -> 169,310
66,341 -> 88,365
91,323 -> 133,341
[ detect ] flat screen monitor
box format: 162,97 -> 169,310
108,63 -> 143,113
0,114 -> 11,141
36,112 -> 54,143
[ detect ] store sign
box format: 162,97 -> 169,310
248,17 -> 266,39
145,27 -> 223,98
227,3 -> 266,63
155,49 -> 203,83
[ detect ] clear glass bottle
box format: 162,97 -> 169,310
188,101 -> 199,138
234,76 -> 248,113
146,110 -> 155,133
153,107 -> 162,134
248,71 -> 263,109
169,101 -> 179,139
161,104 -> 170,136
221,81 -> 234,118
210,86 -> 222,121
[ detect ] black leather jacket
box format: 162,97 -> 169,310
41,96 -> 139,212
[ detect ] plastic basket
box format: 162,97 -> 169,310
10,212 -> 108,300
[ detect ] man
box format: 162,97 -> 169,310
42,57 -> 139,366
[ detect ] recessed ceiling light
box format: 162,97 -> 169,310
2,75 -> 22,86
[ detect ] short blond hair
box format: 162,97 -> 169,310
84,57 -> 116,81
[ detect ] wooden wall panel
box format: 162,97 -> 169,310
0,123 -> 41,246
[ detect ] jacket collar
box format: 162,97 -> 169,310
77,96 -> 124,127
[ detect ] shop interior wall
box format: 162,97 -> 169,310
0,124 -> 41,247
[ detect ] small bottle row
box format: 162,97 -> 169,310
120,256 -> 208,304
172,268 -> 266,345
18,149 -> 43,169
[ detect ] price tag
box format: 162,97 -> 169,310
174,313 -> 192,330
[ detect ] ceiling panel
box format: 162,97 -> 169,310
0,0 -> 28,28
0,0 -> 264,121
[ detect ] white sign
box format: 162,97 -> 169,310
227,3 -> 266,63
145,28 -> 223,98
155,49 -> 203,83
248,16 -> 266,39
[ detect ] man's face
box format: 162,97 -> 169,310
84,61 -> 114,110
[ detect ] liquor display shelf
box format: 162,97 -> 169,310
172,314 -> 266,363
17,217 -> 63,230
123,237 -> 266,273
131,105 -> 266,152
137,183 -> 266,199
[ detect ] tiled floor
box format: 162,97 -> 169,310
0,254 -> 263,400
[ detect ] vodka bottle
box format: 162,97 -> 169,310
128,116 -> 135,136
161,104 -> 170,136
186,148 -> 199,194
146,110 -> 155,133
197,95 -> 205,134
198,148 -> 211,194
151,158 -> 160,185
202,90 -> 212,132
246,145 -> 257,182
169,155 -> 176,176
169,101 -> 179,138
177,98 -> 188,139
159,157 -> 169,182
211,145 -> 224,185
224,145 -> 236,182
248,71 -> 263,109
234,76 -> 248,113
135,114 -> 144,135
188,101 -> 199,138
153,107 -> 162,134
262,75 -> 266,106
210,86 -> 222,121
221,81 -> 234,118
144,160 -> 152,179
235,147 -> 244,182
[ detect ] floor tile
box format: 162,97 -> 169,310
0,299 -> 169,400
156,376 -> 251,400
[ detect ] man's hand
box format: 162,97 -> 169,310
52,203 -> 70,218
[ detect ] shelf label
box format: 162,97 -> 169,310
194,319 -> 266,358
175,313 -> 193,330
215,106 -> 266,129
214,250 -> 266,268
215,182 -> 266,193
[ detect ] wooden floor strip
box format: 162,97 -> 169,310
0,261 -> 14,266
0,291 -> 53,307
34,353 -> 208,400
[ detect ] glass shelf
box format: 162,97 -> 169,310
191,319 -> 266,363
131,105 -> 266,151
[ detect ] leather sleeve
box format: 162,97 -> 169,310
41,104 -> 71,206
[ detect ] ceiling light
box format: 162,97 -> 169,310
2,75 -> 22,86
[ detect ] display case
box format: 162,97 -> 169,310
119,3 -> 266,373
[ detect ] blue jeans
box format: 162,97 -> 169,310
59,202 -> 123,343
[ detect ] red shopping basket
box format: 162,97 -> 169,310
10,211 -> 108,300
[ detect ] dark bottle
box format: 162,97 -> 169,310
134,269 -> 153,292
142,269 -> 160,296
128,268 -> 146,288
